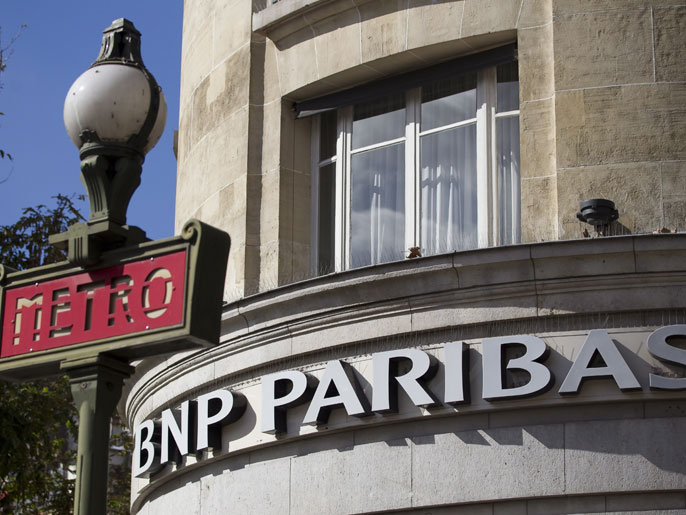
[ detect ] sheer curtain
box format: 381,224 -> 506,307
497,117 -> 520,245
420,124 -> 477,254
350,143 -> 405,268
350,95 -> 406,268
496,62 -> 520,245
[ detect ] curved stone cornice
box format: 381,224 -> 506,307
123,234 -> 686,428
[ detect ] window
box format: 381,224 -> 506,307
310,60 -> 520,275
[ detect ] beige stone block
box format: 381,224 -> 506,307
531,236 -> 635,279
412,425 -> 565,505
520,98 -> 556,179
517,22 -> 554,101
260,101 -> 283,174
655,6 -> 686,82
359,50 -> 423,79
198,176 -> 249,242
245,172 -> 262,247
180,26 -> 214,107
244,242 -> 261,296
213,0 -> 252,66
290,241 -> 312,282
359,0 -> 408,63
259,240 -> 281,292
276,238 -> 295,285
461,0 -> 519,37
263,40 -> 282,104
555,84 -> 686,168
280,109 -> 312,175
664,199 -> 686,232
316,61 -> 384,93
206,106 -> 250,192
181,0 -> 213,45
274,26 -> 319,96
553,0 -> 686,17
272,167 -> 311,284
455,245 -> 535,287
246,104 -> 264,175
176,102 -> 191,166
565,417 -> 686,493
557,163 -> 662,239
248,37 -> 267,106
634,233 -> 686,272
188,179 -> 249,300
553,9 -> 654,89
225,243 -> 246,301
312,7 -> 362,79
460,30 -> 517,54
521,176 -> 558,243
261,168 -> 281,244
190,45 -> 251,148
290,438 -> 412,514
174,136 -> 210,229
292,170 -> 311,245
662,161 -> 686,200
406,0 -> 464,49
518,0 -> 552,29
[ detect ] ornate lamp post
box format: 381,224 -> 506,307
0,18 -> 228,515
53,18 -> 167,265
57,18 -> 166,514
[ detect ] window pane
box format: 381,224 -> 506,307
350,143 -> 405,268
420,124 -> 477,254
319,111 -> 338,161
497,62 -> 519,113
352,93 -> 405,149
318,163 -> 336,275
421,73 -> 476,131
497,116 -> 520,245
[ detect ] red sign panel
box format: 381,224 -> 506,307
1,251 -> 186,358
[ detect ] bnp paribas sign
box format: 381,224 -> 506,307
132,324 -> 686,479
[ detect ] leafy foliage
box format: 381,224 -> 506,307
0,376 -> 77,514
0,194 -> 85,268
0,195 -> 134,514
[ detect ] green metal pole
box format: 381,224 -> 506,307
61,355 -> 133,515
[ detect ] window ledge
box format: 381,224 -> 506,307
253,0 -> 375,42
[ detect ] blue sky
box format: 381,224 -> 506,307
1,2 -> 183,240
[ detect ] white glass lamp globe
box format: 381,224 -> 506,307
64,63 -> 167,154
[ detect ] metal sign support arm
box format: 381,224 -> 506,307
61,355 -> 134,515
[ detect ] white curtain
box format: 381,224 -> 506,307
350,143 -> 405,268
420,124 -> 478,255
497,116 -> 520,245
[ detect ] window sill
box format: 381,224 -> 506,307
253,0 -> 376,42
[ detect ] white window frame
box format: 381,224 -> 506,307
310,64 -> 519,275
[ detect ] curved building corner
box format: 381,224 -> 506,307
124,1 -> 686,513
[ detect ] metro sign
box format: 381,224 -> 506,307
0,219 -> 229,381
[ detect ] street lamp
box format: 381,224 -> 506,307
53,18 -> 167,265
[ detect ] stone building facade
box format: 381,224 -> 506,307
123,1 -> 686,513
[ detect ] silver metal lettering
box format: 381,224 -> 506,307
559,329 -> 640,394
648,324 -> 686,390
261,370 -> 316,434
371,348 -> 438,413
482,335 -> 552,400
303,360 -> 370,425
